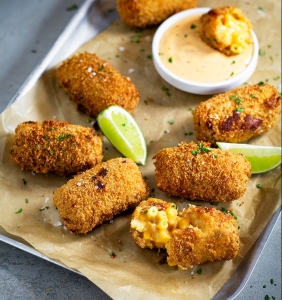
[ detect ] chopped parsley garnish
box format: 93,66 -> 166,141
162,86 -> 171,96
44,136 -> 49,140
66,4 -> 78,11
230,72 -> 234,76
236,107 -> 244,113
184,132 -> 193,136
146,55 -> 152,60
25,198 -> 29,203
256,183 -> 262,188
231,60 -> 236,65
22,178 -> 27,185
188,107 -> 194,114
168,120 -> 174,125
109,251 -> 116,258
212,154 -> 217,159
168,57 -> 173,63
190,24 -> 197,29
57,133 -> 72,141
15,208 -> 23,214
192,142 -> 211,155
230,94 -> 243,104
196,268 -> 202,275
250,93 -> 257,98
259,49 -> 266,56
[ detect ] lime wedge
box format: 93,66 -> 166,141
97,106 -> 147,165
216,142 -> 282,174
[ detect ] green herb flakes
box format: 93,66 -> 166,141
25,198 -> 29,204
256,183 -> 262,188
185,132 -> 193,136
66,4 -> 78,11
15,208 -> 23,214
109,251 -> 116,258
259,49 -> 266,56
190,24 -> 197,29
196,268 -> 202,275
168,57 -> 173,63
168,120 -> 174,125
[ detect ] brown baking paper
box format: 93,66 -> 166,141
0,0 -> 281,299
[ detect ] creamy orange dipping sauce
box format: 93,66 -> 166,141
159,15 -> 254,83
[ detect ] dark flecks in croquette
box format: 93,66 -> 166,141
98,168 -> 108,177
220,112 -> 240,131
241,115 -> 262,130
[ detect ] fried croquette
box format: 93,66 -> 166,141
57,52 -> 139,117
131,198 -> 240,269
117,0 -> 198,28
193,84 -> 281,144
199,6 -> 252,56
53,158 -> 150,234
10,120 -> 103,176
153,141 -> 251,202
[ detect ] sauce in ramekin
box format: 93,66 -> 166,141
159,14 -> 254,83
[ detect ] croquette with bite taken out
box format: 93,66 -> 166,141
199,6 -> 253,56
131,198 -> 240,269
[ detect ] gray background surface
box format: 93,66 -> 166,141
0,1 -> 281,299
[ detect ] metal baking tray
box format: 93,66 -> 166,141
0,0 -> 281,299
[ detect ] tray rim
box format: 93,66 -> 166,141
1,0 -> 281,299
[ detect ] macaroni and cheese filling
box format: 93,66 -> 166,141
131,198 -> 240,269
199,6 -> 253,56
131,200 -> 178,248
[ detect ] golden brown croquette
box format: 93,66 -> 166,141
153,141 -> 251,202
117,0 -> 198,28
199,6 -> 252,56
57,52 -> 140,117
10,120 -> 103,176
166,204 -> 240,269
130,198 -> 240,269
193,84 -> 281,144
53,158 -> 150,234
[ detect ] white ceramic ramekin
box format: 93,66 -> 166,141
152,7 -> 259,95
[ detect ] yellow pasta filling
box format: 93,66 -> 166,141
219,9 -> 251,54
131,203 -> 181,248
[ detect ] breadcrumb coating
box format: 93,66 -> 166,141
153,141 -> 251,202
193,84 -> 281,144
131,198 -> 240,269
57,52 -> 139,117
10,120 -> 103,176
53,158 -> 150,234
199,6 -> 252,56
166,204 -> 240,269
117,0 -> 197,28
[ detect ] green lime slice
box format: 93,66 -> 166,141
97,106 -> 147,165
216,142 -> 282,174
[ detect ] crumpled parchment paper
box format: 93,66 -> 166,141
0,0 -> 281,299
